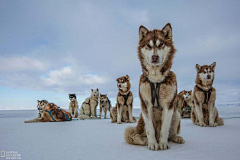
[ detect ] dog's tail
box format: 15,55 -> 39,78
217,117 -> 224,126
78,114 -> 91,120
124,127 -> 147,146
24,118 -> 44,123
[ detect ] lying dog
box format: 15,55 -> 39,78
25,103 -> 72,123
99,94 -> 112,119
125,23 -> 184,151
110,75 -> 136,124
176,90 -> 193,118
78,88 -> 99,119
69,94 -> 79,118
191,62 -> 224,127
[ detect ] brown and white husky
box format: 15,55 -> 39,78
69,94 -> 79,118
124,23 -> 184,151
25,103 -> 72,123
99,94 -> 112,119
176,90 -> 193,118
110,75 -> 136,124
191,62 -> 224,127
78,88 -> 99,119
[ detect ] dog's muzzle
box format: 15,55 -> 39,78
151,55 -> 159,64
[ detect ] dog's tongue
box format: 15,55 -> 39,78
152,55 -> 159,63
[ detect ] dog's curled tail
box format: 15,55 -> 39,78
217,117 -> 224,126
124,127 -> 147,146
24,118 -> 43,123
78,115 -> 91,120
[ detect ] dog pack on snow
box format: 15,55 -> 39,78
24,23 -> 224,151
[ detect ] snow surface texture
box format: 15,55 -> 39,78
0,105 -> 240,160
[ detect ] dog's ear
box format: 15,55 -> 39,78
162,23 -> 172,40
91,89 -> 93,92
37,100 -> 40,103
100,94 -> 102,97
190,90 -> 192,93
139,25 -> 148,41
210,62 -> 216,71
96,88 -> 99,91
125,75 -> 130,81
196,64 -> 201,72
116,78 -> 119,82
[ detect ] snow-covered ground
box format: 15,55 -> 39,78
0,104 -> 240,160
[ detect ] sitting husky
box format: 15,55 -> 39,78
69,94 -> 79,118
110,75 -> 136,124
99,94 -> 112,119
124,24 -> 184,151
25,103 -> 72,123
176,90 -> 193,118
78,88 -> 99,119
191,62 -> 224,127
37,100 -> 49,118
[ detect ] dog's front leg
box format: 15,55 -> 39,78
159,107 -> 174,150
117,103 -> 123,124
99,107 -> 102,119
142,106 -> 159,151
195,103 -> 206,127
127,104 -> 134,123
208,103 -> 217,127
104,108 -> 107,119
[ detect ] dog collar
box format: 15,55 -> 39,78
195,85 -> 212,104
145,76 -> 163,110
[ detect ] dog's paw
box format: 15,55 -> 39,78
159,142 -> 170,150
198,123 -> 207,127
117,121 -> 122,124
170,136 -> 185,144
129,120 -> 135,123
147,142 -> 159,151
209,122 -> 217,127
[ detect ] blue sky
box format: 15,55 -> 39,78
0,0 -> 240,110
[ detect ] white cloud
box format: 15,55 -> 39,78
0,56 -> 47,71
43,66 -> 108,87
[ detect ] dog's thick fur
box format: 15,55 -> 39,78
110,75 -> 136,124
125,24 -> 184,151
176,90 -> 193,118
191,62 -> 224,127
37,100 -> 49,118
69,94 -> 79,118
99,94 -> 112,119
25,103 -> 72,123
78,88 -> 99,119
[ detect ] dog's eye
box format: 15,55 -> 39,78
158,42 -> 164,47
146,44 -> 152,49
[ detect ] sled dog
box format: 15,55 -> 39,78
110,75 -> 136,124
124,23 -> 184,151
191,62 -> 224,127
99,94 -> 112,119
37,100 -> 49,118
25,103 -> 72,123
176,90 -> 193,118
69,94 -> 79,118
78,88 -> 99,119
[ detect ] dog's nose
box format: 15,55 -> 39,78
152,55 -> 159,63
207,75 -> 211,79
